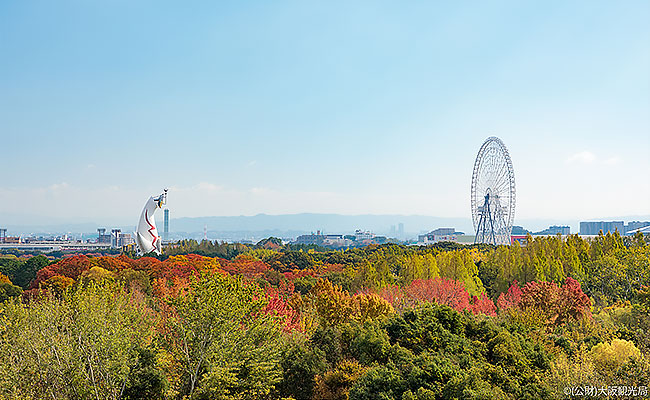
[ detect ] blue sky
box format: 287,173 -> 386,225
1,1 -> 648,227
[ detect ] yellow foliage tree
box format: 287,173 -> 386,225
40,275 -> 75,295
313,359 -> 367,400
311,279 -> 393,327
589,339 -> 641,374
82,266 -> 115,282
549,343 -> 596,395
355,293 -> 394,322
0,273 -> 11,284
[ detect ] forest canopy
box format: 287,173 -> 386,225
0,232 -> 648,399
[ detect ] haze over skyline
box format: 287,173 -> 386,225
1,1 -> 648,227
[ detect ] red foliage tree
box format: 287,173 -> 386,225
503,277 -> 591,325
30,254 -> 143,290
263,286 -> 301,332
469,292 -> 497,316
405,278 -> 470,313
519,280 -> 561,314
373,280 -> 495,316
283,269 -> 316,281
558,277 -> 591,322
319,263 -> 345,275
496,280 -> 523,311
152,276 -> 191,300
373,285 -> 413,312
29,255 -> 93,288
88,254 -> 132,272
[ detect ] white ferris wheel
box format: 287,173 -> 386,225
470,137 -> 516,245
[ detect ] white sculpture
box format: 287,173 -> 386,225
135,189 -> 167,255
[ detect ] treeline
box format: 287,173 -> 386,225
0,233 -> 648,399
480,231 -> 649,306
159,232 -> 649,307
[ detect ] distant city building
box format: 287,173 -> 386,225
580,221 -> 624,235
0,228 -> 6,243
117,233 -> 134,247
354,229 -> 374,241
2,236 -> 21,244
418,228 -> 458,245
111,229 -> 122,248
625,221 -> 650,235
294,229 -> 378,246
294,231 -> 324,245
398,223 -> 404,238
431,228 -> 455,235
627,225 -> 650,235
322,234 -> 352,247
535,225 -> 570,235
97,228 -> 112,244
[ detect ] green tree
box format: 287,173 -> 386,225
0,281 -> 22,302
275,336 -> 327,400
0,273 -> 22,302
123,347 -> 168,399
160,272 -> 284,399
14,255 -> 49,289
0,282 -> 156,399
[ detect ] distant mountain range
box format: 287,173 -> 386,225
2,213 -> 648,240
171,214 -> 474,236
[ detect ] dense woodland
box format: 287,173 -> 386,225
0,231 -> 648,399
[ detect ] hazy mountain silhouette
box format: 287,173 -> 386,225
3,213 -> 648,239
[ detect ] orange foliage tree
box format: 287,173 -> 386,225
150,255 -> 223,280
221,253 -> 269,278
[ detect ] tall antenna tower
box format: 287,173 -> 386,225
163,209 -> 170,241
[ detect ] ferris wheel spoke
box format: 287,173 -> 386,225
493,174 -> 510,195
491,174 -> 505,194
491,158 -> 507,185
492,159 -> 511,191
